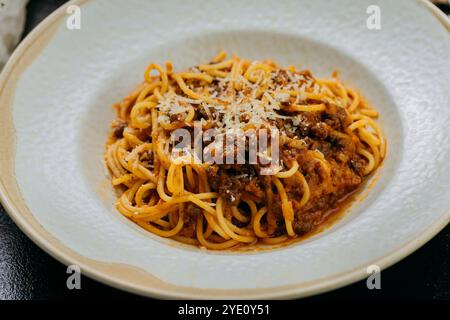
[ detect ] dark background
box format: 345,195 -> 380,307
0,0 -> 449,300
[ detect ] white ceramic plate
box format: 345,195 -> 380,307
0,0 -> 449,299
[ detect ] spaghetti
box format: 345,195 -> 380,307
105,51 -> 386,250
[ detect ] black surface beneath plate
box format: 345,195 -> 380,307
0,0 -> 449,300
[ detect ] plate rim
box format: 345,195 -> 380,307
0,0 -> 449,299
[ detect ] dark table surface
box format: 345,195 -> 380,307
0,0 -> 449,300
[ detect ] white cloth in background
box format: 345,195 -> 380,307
0,0 -> 28,70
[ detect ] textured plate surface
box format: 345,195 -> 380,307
0,0 -> 449,299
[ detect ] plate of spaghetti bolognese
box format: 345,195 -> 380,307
0,0 -> 448,299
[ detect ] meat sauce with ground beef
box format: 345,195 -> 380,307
206,105 -> 367,236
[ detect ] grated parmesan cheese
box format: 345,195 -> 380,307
153,64 -> 329,134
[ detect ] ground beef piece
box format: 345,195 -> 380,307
207,164 -> 258,205
258,174 -> 272,190
293,211 -> 318,234
350,156 -> 367,176
170,114 -> 183,122
140,150 -> 154,168
294,112 -> 321,137
267,118 -> 286,131
180,204 -> 201,238
322,105 -> 349,130
274,118 -> 286,129
198,105 -> 211,121
240,113 -> 251,123
281,148 -> 299,162
244,179 -> 264,198
311,122 -> 329,140
273,69 -> 290,86
185,204 -> 202,220
267,197 -> 285,235
293,193 -> 339,234
112,119 -> 127,138
274,218 -> 286,236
